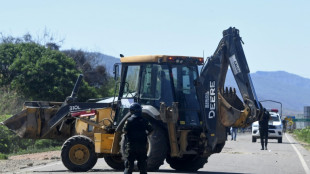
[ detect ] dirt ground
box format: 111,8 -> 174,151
0,151 -> 61,173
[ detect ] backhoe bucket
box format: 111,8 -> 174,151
2,101 -> 74,139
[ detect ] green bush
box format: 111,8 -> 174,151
0,153 -> 8,160
293,127 -> 310,144
1,115 -> 63,155
34,139 -> 62,149
0,87 -> 24,115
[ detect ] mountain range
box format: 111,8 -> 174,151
225,70 -> 310,115
90,52 -> 309,115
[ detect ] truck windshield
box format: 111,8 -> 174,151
271,115 -> 280,122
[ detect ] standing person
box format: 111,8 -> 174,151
230,127 -> 237,141
226,127 -> 231,140
259,109 -> 271,150
122,103 -> 153,174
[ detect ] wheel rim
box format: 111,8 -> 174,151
69,144 -> 90,165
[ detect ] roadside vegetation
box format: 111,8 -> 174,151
293,127 -> 310,150
0,33 -> 116,158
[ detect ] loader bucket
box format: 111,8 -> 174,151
2,101 -> 74,139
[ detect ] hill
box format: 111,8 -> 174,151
225,70 -> 310,115
84,52 -> 120,75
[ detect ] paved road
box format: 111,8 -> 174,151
20,133 -> 310,174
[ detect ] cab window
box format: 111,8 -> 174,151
123,65 -> 140,98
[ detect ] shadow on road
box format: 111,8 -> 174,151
33,169 -> 245,174
156,169 -> 245,174
32,169 -> 122,173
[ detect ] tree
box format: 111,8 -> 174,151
0,42 -> 98,101
63,49 -> 114,97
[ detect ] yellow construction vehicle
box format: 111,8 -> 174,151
3,27 -> 264,172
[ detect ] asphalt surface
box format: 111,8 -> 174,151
18,132 -> 310,174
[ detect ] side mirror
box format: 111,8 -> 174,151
113,64 -> 120,81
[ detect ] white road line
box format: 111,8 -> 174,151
285,133 -> 310,174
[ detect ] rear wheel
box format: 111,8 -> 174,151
146,123 -> 168,171
166,155 -> 208,172
252,137 -> 257,142
278,137 -> 282,143
120,123 -> 168,171
61,135 -> 98,172
104,156 -> 124,170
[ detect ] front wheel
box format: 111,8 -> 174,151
278,137 -> 282,143
61,135 -> 98,172
252,137 -> 257,142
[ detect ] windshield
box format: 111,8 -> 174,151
114,63 -> 201,127
139,64 -> 174,108
271,115 -> 280,122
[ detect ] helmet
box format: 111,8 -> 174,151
129,103 -> 142,115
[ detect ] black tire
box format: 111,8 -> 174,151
146,123 -> 168,171
120,123 -> 168,171
278,137 -> 282,143
61,135 -> 98,172
104,156 -> 124,170
213,142 -> 225,153
166,155 -> 208,172
252,137 -> 257,142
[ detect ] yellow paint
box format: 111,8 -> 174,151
94,133 -> 114,153
120,55 -> 203,64
75,107 -> 114,134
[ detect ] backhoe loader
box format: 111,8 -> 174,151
2,27 -> 265,172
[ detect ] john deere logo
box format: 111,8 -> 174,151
205,81 -> 216,119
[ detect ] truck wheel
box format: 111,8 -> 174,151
166,155 -> 208,172
120,123 -> 168,171
61,135 -> 98,172
252,137 -> 256,142
278,137 -> 282,143
104,156 -> 124,170
147,123 -> 168,171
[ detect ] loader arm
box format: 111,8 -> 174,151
198,27 -> 264,150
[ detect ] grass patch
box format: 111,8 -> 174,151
0,153 -> 8,160
293,127 -> 310,151
0,115 -> 11,123
9,146 -> 61,156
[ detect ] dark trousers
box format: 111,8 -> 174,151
260,128 -> 268,148
124,145 -> 147,174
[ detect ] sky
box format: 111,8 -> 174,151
1,0 -> 310,78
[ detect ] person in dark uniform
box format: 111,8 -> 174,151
259,109 -> 271,150
122,103 -> 153,174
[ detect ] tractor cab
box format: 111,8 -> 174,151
113,55 -> 204,128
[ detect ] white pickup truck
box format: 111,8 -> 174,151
252,109 -> 283,143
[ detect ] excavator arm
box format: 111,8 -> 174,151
197,27 -> 264,150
